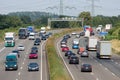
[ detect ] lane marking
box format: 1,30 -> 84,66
115,62 -> 118,65
0,47 -> 5,53
99,63 -> 102,66
91,72 -> 94,75
40,41 -> 46,80
57,40 -> 75,80
111,60 -> 114,62
96,78 -> 99,80
112,73 -> 115,76
20,67 -> 23,70
105,68 -> 108,71
18,72 -> 21,75
24,58 -> 26,61
23,62 -> 24,65
16,79 -> 18,80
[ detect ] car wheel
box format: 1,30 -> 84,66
69,62 -> 71,64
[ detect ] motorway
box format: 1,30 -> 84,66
56,34 -> 120,80
0,34 -> 49,80
0,29 -> 120,80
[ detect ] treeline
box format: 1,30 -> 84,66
0,11 -> 58,29
0,11 -> 120,30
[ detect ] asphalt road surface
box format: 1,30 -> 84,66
0,35 -> 48,80
56,34 -> 120,80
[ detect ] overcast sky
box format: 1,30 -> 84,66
0,0 -> 120,16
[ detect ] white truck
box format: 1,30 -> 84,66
40,27 -> 46,34
96,25 -> 102,32
86,36 -> 98,51
84,30 -> 90,37
105,24 -> 112,31
4,32 -> 15,47
96,41 -> 111,59
29,32 -> 35,40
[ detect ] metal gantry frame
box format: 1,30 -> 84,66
48,18 -> 84,28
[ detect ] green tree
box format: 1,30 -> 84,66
78,11 -> 92,26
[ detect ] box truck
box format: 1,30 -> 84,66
84,30 -> 90,37
96,41 -> 111,59
86,36 -> 98,51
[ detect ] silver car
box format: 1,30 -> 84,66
17,45 -> 25,51
80,51 -> 89,57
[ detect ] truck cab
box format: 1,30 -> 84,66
5,53 -> 18,71
18,28 -> 28,39
4,32 -> 15,47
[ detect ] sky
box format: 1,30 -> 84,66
0,0 -> 120,16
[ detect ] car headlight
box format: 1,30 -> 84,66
14,65 -> 17,67
5,65 -> 8,67
35,67 -> 38,69
29,67 -> 31,69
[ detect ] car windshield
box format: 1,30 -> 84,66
29,63 -> 38,67
30,51 -> 37,54
19,45 -> 23,47
83,64 -> 91,67
32,47 -> 37,49
71,57 -> 77,59
12,51 -> 18,53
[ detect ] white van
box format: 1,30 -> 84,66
29,32 -> 35,40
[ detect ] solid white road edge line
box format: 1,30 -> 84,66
40,41 -> 46,80
0,47 -> 5,53
57,40 -> 75,80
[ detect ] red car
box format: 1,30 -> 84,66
62,47 -> 69,52
29,51 -> 38,59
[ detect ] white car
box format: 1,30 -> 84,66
17,45 -> 25,51
61,43 -> 67,48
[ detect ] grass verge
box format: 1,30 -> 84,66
111,39 -> 120,55
45,28 -> 82,80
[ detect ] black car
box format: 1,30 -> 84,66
68,53 -> 76,59
80,32 -> 85,36
35,38 -> 41,42
31,46 -> 38,53
48,32 -> 52,36
66,34 -> 71,38
65,50 -> 73,56
12,50 -> 20,58
34,40 -> 40,45
45,34 -> 49,39
28,62 -> 39,71
81,64 -> 92,72
69,55 -> 79,64
41,36 -> 46,40
61,39 -> 67,44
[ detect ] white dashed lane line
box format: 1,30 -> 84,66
20,67 -> 23,70
96,78 -> 99,80
0,47 -> 5,53
105,67 -> 108,71
90,72 -> 94,75
112,73 -> 116,76
18,72 -> 21,76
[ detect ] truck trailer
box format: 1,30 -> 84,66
86,36 -> 98,51
96,41 -> 111,59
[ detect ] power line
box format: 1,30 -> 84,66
59,0 -> 63,16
